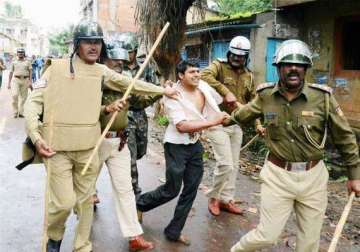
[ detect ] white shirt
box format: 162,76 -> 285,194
163,80 -> 222,144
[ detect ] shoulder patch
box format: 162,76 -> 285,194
32,79 -> 47,89
256,82 -> 275,92
308,83 -> 333,94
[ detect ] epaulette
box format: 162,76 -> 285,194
216,58 -> 227,63
308,83 -> 333,94
256,82 -> 275,92
32,78 -> 47,89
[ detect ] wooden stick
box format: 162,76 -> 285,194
81,22 -> 170,176
240,134 -> 259,152
327,191 -> 356,252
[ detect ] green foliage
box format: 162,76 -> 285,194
156,115 -> 169,127
215,0 -> 272,15
335,176 -> 348,183
203,151 -> 210,160
48,26 -> 73,57
3,1 -> 23,18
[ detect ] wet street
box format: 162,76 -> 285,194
0,74 -> 359,251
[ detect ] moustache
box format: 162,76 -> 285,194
286,71 -> 299,78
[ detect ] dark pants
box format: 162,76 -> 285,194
127,109 -> 148,195
137,141 -> 204,240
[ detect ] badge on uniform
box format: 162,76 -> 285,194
264,112 -> 277,120
32,79 -> 47,89
335,106 -> 344,117
301,111 -> 315,117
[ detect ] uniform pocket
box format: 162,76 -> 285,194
264,113 -> 281,140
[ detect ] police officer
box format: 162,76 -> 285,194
201,36 -> 258,215
229,39 -> 360,252
24,20 -> 177,252
120,33 -> 161,196
95,42 -> 155,251
8,48 -> 32,118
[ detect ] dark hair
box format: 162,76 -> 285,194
176,60 -> 200,76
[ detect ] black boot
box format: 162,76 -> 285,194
47,239 -> 62,252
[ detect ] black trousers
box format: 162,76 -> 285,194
136,141 -> 204,240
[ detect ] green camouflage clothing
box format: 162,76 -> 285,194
231,82 -> 360,180
124,62 -> 161,194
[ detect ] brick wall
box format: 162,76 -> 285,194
97,0 -> 138,34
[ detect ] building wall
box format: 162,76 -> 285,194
80,0 -> 138,35
97,0 -> 137,35
0,17 -> 48,56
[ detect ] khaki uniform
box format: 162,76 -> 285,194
10,59 -> 32,115
201,59 -> 256,202
24,57 -> 165,252
231,82 -> 360,252
96,87 -> 143,238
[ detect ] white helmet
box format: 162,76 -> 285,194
273,39 -> 313,66
228,36 -> 251,56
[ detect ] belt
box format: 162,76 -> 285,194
105,130 -> 129,151
15,75 -> 29,79
105,131 -> 121,138
267,153 -> 320,171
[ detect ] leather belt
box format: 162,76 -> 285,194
104,130 -> 128,151
15,75 -> 29,79
105,131 -> 120,138
268,153 -> 320,171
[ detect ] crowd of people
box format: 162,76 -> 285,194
4,18 -> 360,252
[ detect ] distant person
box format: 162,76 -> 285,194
31,55 -> 38,82
35,56 -> 44,79
0,57 -> 5,89
8,48 -> 32,118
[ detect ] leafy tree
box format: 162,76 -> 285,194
3,1 -> 23,18
216,0 -> 272,15
48,26 -> 73,57
136,0 -> 206,80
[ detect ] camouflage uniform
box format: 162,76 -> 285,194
124,63 -> 161,195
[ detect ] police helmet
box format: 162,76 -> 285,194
228,36 -> 251,56
273,39 -> 313,67
118,33 -> 139,52
106,42 -> 130,61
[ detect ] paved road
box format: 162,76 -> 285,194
0,78 -> 358,251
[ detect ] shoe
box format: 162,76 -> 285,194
166,234 -> 191,246
47,239 -> 62,252
18,114 -> 24,118
219,200 -> 244,215
13,114 -> 18,118
208,198 -> 220,216
137,210 -> 143,224
129,235 -> 155,251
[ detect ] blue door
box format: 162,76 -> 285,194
266,38 -> 285,82
211,41 -> 229,61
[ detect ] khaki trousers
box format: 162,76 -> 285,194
11,78 -> 28,115
45,149 -> 99,252
98,138 -> 143,237
205,125 -> 243,202
231,159 -> 328,252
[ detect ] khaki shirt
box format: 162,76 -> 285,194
11,59 -> 32,77
25,58 -> 165,146
201,59 -> 255,106
231,82 -> 360,180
